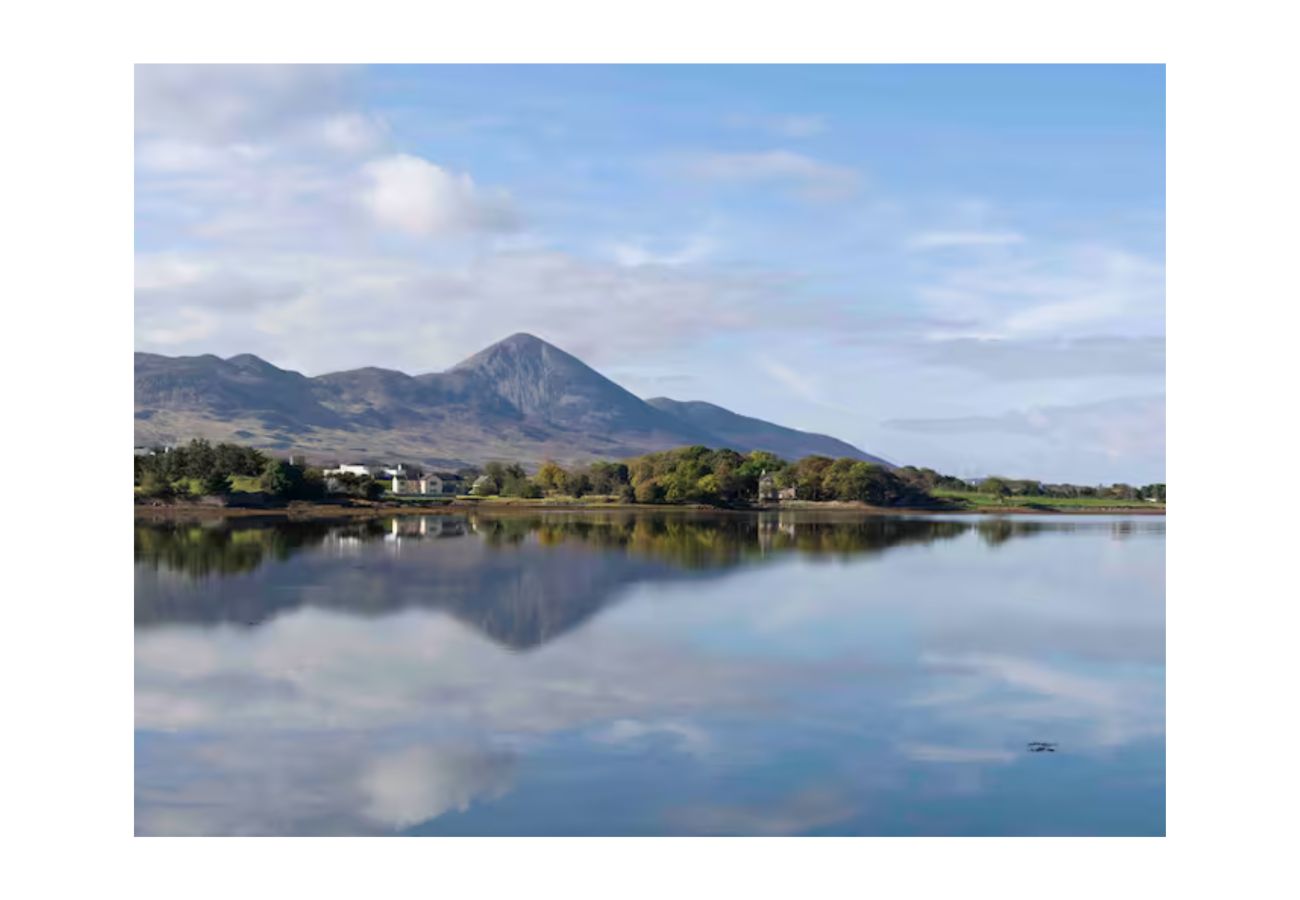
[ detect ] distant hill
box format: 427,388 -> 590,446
134,333 -> 891,467
645,397 -> 889,466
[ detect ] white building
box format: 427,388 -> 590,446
323,463 -> 379,478
390,472 -> 463,495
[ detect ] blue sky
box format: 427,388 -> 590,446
135,64 -> 1164,483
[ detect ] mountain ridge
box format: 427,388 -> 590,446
134,334 -> 891,467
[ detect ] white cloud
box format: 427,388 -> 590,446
668,787 -> 856,836
591,719 -> 714,758
684,150 -> 861,201
916,652 -> 1164,750
135,737 -> 512,836
907,230 -> 1026,250
133,248 -> 797,374
135,139 -> 268,173
359,154 -> 519,237
135,64 -> 355,143
358,746 -> 513,829
135,606 -> 776,736
913,336 -> 1165,381
915,244 -> 1164,341
608,232 -> 715,267
884,395 -> 1165,470
316,112 -> 386,156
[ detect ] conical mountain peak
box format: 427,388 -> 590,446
450,332 -> 572,372
135,335 -> 886,466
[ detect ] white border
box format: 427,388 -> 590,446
5,1 -> 1298,897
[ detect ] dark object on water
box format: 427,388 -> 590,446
1027,741 -> 1058,752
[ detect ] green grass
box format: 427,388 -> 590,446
380,494 -> 454,505
931,489 -> 1161,509
457,494 -> 625,507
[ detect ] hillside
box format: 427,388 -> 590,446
134,334 -> 890,467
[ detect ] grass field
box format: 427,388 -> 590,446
932,489 -> 1162,510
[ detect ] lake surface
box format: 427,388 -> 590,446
135,511 -> 1165,836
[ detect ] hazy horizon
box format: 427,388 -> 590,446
135,65 -> 1165,483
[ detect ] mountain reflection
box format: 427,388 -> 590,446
135,512 -> 1160,650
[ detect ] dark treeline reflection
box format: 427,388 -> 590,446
135,513 -> 1162,648
136,513 -> 1159,578
477,514 -> 973,566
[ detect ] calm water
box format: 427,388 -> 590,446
135,511 -> 1165,836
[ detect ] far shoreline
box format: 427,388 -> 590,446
134,497 -> 1167,522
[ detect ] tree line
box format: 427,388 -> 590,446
134,439 -> 367,501
960,475 -> 1165,503
469,446 -> 934,507
135,439 -> 1164,507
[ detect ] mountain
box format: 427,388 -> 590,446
645,397 -> 890,466
134,333 -> 890,467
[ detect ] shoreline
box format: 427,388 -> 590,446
134,497 -> 1166,521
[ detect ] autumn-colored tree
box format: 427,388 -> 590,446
535,460 -> 568,494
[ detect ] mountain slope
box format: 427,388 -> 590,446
134,334 -> 888,466
646,397 -> 891,466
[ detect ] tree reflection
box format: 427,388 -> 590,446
135,513 -> 1155,649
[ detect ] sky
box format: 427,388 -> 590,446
134,64 -> 1165,484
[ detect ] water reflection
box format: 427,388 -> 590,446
135,511 -> 1164,836
136,513 -> 1161,650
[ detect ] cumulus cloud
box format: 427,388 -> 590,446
136,66 -> 501,248
359,154 -> 518,236
135,737 -> 513,836
684,150 -> 861,201
358,746 -> 514,829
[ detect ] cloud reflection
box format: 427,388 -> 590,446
135,512 -> 1164,835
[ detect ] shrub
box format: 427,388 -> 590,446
138,471 -> 173,499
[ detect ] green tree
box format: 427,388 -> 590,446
200,471 -> 232,496
138,470 -> 173,499
180,439 -> 219,480
588,462 -> 630,494
260,459 -> 305,498
695,473 -> 721,504
563,470 -> 592,498
982,477 -> 1011,503
793,456 -> 834,500
635,478 -> 665,503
